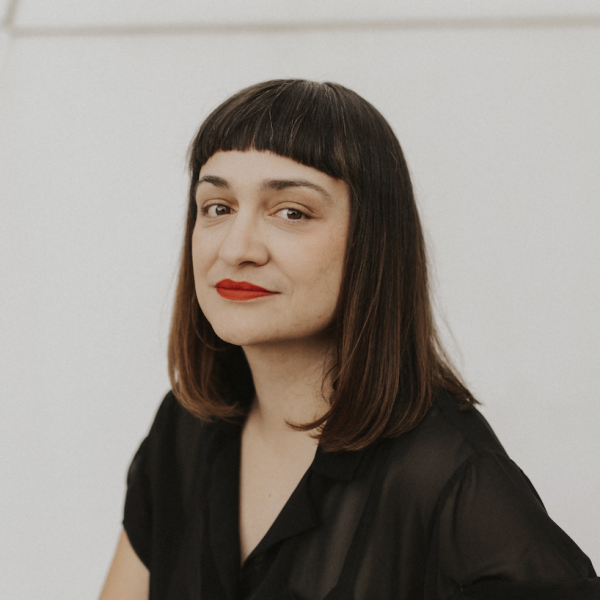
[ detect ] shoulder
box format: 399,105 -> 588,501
124,391 -> 240,567
127,391 -> 236,511
385,389 -> 507,475
140,391 -> 234,459
135,391 -> 204,466
373,389 -> 520,518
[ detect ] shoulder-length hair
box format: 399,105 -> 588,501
168,79 -> 475,452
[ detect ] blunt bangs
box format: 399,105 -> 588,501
189,80 -> 368,184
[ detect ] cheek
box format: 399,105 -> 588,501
322,228 -> 348,300
191,233 -> 216,318
292,228 -> 347,299
191,234 -> 218,316
191,236 -> 202,282
191,226 -> 214,277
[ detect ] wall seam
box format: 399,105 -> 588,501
10,15 -> 600,38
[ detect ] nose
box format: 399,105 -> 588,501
218,210 -> 269,267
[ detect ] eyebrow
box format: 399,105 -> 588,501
261,179 -> 333,203
196,175 -> 229,190
195,176 -> 334,203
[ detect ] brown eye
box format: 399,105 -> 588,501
203,204 -> 231,217
279,208 -> 306,220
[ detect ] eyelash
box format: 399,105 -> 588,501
200,204 -> 310,221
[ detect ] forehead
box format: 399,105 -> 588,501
199,150 -> 319,178
197,150 -> 349,201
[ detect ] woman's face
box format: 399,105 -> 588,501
192,150 -> 350,349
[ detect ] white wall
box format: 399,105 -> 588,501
1,2 -> 599,598
13,0 -> 600,26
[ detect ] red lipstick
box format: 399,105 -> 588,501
215,279 -> 276,301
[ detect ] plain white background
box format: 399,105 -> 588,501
1,2 -> 599,598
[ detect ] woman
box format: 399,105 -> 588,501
100,80 -> 599,599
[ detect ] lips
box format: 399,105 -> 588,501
215,279 -> 276,301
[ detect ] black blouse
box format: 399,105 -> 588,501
124,390 -> 599,599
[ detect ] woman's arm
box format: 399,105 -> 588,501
98,528 -> 149,600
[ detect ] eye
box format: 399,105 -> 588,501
201,204 -> 231,217
277,208 -> 307,221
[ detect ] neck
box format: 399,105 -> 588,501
242,334 -> 335,438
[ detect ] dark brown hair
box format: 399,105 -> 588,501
168,79 -> 475,451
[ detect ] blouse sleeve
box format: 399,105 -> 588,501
123,434 -> 152,568
122,392 -> 180,570
430,451 -> 600,600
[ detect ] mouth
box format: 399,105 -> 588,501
215,279 -> 277,301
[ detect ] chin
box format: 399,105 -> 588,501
209,319 -> 299,348
213,323 -> 334,351
208,319 -> 272,348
